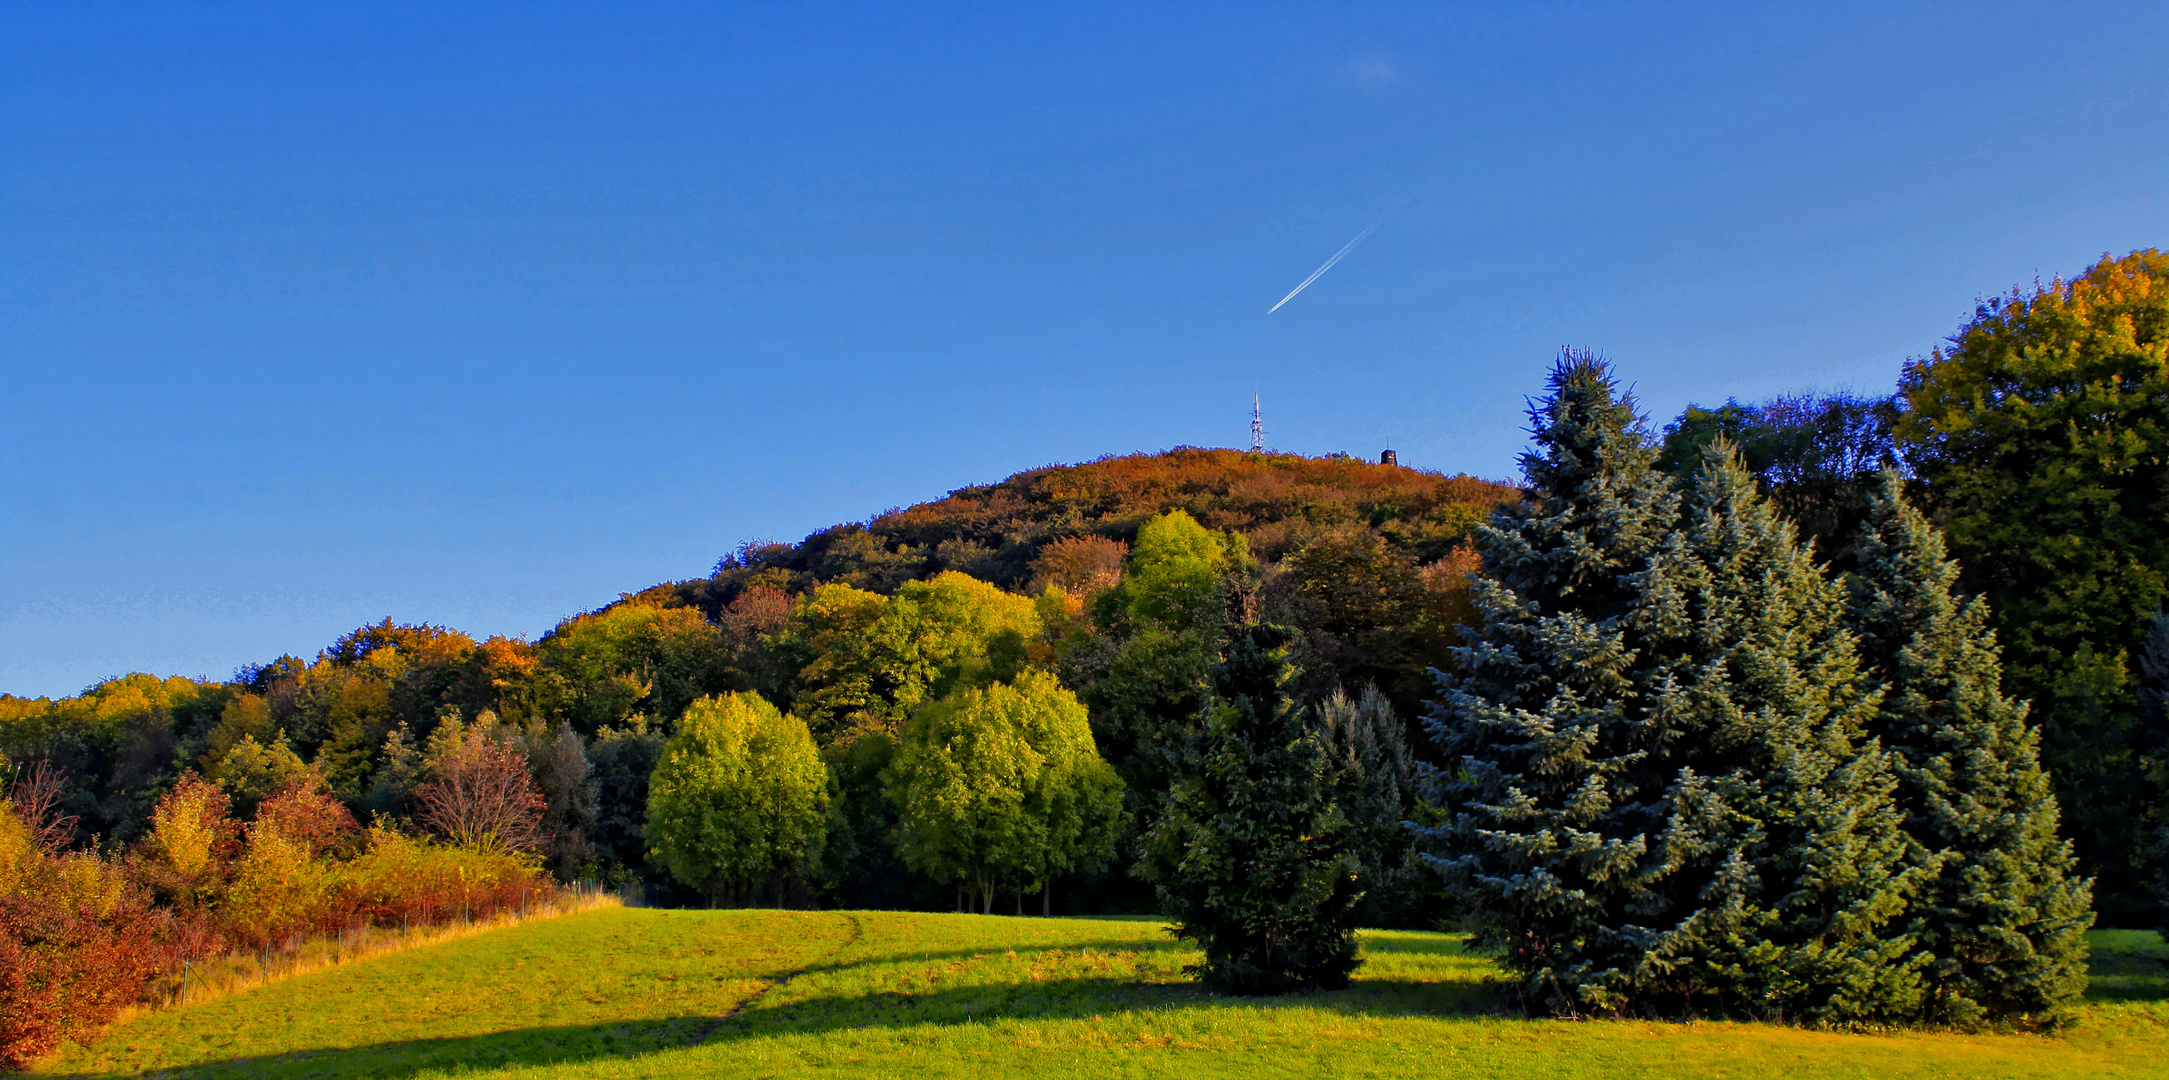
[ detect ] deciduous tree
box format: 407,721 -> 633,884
646,693 -> 831,905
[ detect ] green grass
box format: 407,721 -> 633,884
35,909 -> 2169,1079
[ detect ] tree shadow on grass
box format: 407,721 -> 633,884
2086,930 -> 2169,1004
45,967 -> 1495,1079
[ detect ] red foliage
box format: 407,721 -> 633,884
0,886 -> 196,1069
253,777 -> 359,857
416,738 -> 547,854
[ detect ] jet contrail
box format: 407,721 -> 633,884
1267,197 -> 1412,314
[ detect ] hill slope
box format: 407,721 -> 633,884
655,447 -> 1516,607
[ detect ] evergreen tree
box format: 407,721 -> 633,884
1142,624 -> 1362,994
1316,686 -> 1441,929
1421,352 -> 1689,1012
1849,474 -> 2093,1024
1640,442 -> 1924,1023
1428,353 -> 1924,1021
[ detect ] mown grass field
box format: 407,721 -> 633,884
35,908 -> 2169,1079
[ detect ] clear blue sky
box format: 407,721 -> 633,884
5,2 -> 2165,696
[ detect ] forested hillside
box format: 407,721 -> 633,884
0,449 -> 1515,913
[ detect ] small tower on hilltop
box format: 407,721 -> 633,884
1251,395 -> 1265,453
1380,449 -> 1397,466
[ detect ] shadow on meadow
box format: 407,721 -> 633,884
42,952 -> 1494,1079
2086,930 -> 2169,1004
52,927 -> 2155,1079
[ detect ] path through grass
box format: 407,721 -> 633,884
36,909 -> 2169,1079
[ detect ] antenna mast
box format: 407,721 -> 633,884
1250,395 -> 1265,453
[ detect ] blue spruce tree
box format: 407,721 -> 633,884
1428,352 -> 1926,1021
1848,473 -> 2092,1026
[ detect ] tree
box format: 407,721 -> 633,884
1642,441 -> 1923,1022
206,733 -> 310,819
525,720 -> 600,881
1427,354 -> 1923,1021
416,719 -> 546,855
1422,352 -> 1690,1012
773,573 -> 1043,746
887,673 -> 1123,914
1848,473 -> 2093,1024
1008,672 -> 1125,914
1896,250 -> 2169,920
1658,392 -> 1902,570
646,693 -> 831,905
588,720 -> 666,882
1316,686 -> 1440,929
1142,623 -> 1361,993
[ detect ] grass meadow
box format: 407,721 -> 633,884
33,908 -> 2169,1079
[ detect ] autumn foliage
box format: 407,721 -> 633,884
0,769 -> 554,1068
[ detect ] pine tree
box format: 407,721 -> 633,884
1848,473 -> 2093,1025
1639,441 -> 1925,1023
1141,623 -> 1362,994
1428,353 -> 1925,1021
1421,351 -> 1689,1013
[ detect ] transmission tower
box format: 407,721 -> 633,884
1250,395 -> 1265,453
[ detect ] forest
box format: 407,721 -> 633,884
5,250 -> 2169,1054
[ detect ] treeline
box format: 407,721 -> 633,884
0,450 -> 1513,919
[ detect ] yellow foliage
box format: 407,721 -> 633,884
148,779 -> 226,882
225,828 -> 327,944
56,851 -> 126,919
0,799 -> 40,897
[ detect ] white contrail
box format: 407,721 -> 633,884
1267,198 -> 1411,314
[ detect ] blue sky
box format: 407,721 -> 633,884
5,2 -> 2165,696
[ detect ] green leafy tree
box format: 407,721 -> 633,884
588,719 -> 667,881
538,603 -> 739,735
1848,474 -> 2094,1024
1429,354 -> 1923,1021
1099,510 -> 1230,632
774,572 -> 1042,745
206,733 -> 312,819
887,672 -> 1123,914
1896,250 -> 2169,920
1008,672 -> 1126,914
1142,622 -> 1361,993
646,692 -> 831,905
525,720 -> 601,881
1078,510 -> 1247,791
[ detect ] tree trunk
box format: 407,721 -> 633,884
1042,883 -> 1051,917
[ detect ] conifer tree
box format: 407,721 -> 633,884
1640,441 -> 1924,1023
1141,623 -> 1362,994
1429,353 -> 1925,1021
1317,686 -> 1439,929
1848,473 -> 2093,1024
1422,351 -> 1689,1012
